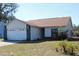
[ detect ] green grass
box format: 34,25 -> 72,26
0,38 -> 4,41
0,40 -> 79,56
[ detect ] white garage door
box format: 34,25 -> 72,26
7,31 -> 27,40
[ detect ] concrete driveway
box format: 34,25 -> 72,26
0,41 -> 15,47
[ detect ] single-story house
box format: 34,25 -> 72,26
5,16 -> 73,40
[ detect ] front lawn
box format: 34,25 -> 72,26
0,38 -> 4,41
0,40 -> 79,56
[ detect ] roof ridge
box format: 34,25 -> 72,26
26,16 -> 71,21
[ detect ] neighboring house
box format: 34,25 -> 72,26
6,16 -> 73,40
0,22 -> 4,38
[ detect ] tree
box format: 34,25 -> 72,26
0,3 -> 18,23
73,24 -> 79,36
0,3 -> 18,40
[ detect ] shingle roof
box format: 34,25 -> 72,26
27,17 -> 71,27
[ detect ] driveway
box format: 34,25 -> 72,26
0,41 -> 15,47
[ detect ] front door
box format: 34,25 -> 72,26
41,28 -> 44,39
51,28 -> 58,39
27,25 -> 30,41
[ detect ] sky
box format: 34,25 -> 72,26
14,3 -> 79,26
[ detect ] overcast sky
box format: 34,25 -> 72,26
14,3 -> 79,26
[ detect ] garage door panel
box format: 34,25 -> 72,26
7,31 -> 27,40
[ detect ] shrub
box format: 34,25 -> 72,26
55,40 -> 79,55
73,31 -> 79,37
